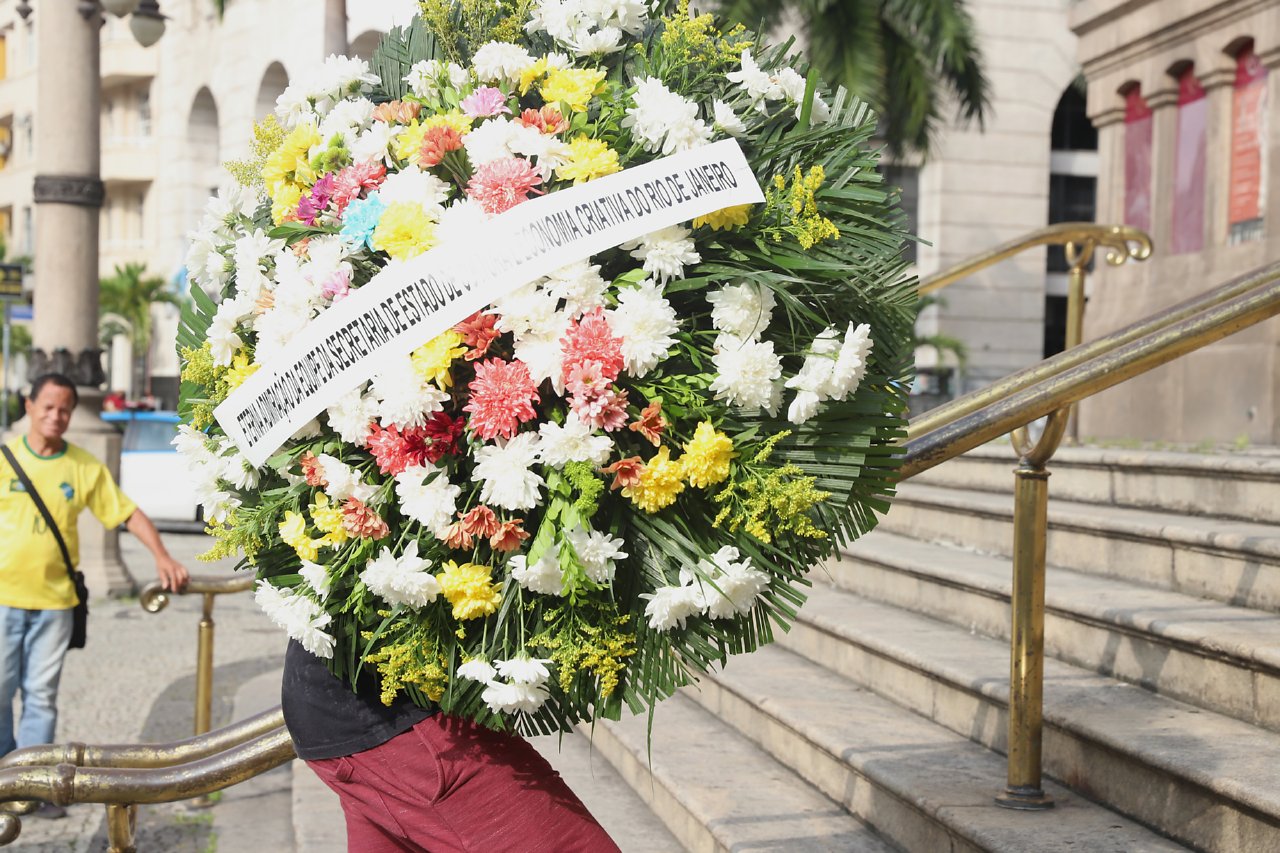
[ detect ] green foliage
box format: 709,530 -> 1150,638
370,16 -> 448,101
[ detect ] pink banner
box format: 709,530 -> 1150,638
1171,69 -> 1207,254
1229,47 -> 1268,230
1124,89 -> 1153,232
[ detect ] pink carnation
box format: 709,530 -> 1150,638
571,386 -> 629,432
460,86 -> 513,118
320,268 -> 351,301
464,357 -> 541,441
331,161 -> 387,215
467,157 -> 543,215
560,307 -> 624,386
565,361 -> 611,399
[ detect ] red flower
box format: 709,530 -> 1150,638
331,161 -> 387,214
490,519 -> 529,553
560,307 -> 624,386
366,424 -> 427,476
421,412 -> 465,461
629,399 -> 666,447
342,498 -> 389,540
454,313 -> 501,361
467,157 -> 543,215
460,505 -> 500,539
419,125 -> 465,167
464,358 -> 540,441
602,457 -> 644,491
299,452 -> 327,487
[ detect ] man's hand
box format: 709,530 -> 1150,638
155,554 -> 190,592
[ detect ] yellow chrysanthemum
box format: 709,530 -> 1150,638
557,136 -> 621,184
279,510 -> 321,561
436,562 -> 503,620
309,493 -> 349,548
680,421 -> 735,488
540,68 -> 607,113
423,111 -> 473,134
623,446 -> 686,513
270,184 -> 303,225
693,203 -> 752,232
262,122 -> 320,195
411,330 -> 468,388
372,202 -> 437,261
224,352 -> 259,391
518,57 -> 551,95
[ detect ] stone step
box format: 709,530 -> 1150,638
668,645 -> 1189,852
591,692 -> 903,852
834,530 -> 1280,730
882,482 -> 1280,611
909,444 -> 1280,523
780,585 -> 1280,852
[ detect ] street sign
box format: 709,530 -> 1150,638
0,264 -> 23,301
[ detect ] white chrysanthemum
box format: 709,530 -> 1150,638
378,165 -> 451,213
315,453 -> 375,503
206,304 -> 244,367
509,123 -> 571,180
785,326 -> 843,424
623,226 -> 700,284
299,560 -> 332,601
609,280 -> 678,376
318,97 -> 375,148
216,438 -> 260,490
254,581 -> 334,658
698,546 -> 770,619
513,327 -> 567,389
623,77 -> 710,154
457,658 -> 498,684
495,655 -> 552,685
709,336 -> 783,412
173,423 -> 216,467
372,356 -> 450,430
712,100 -> 747,137
825,322 -> 873,399
404,59 -> 470,101
274,82 -> 316,128
361,541 -> 441,609
462,117 -> 522,166
570,26 -> 623,55
510,546 -> 564,595
491,283 -> 563,341
538,415 -> 613,468
472,432 -> 545,511
543,260 -> 606,315
707,281 -> 775,342
435,198 -> 491,248
395,465 -> 461,537
471,41 -> 535,85
642,584 -> 705,631
194,479 -> 241,526
566,526 -> 627,583
726,49 -> 783,113
350,121 -> 402,166
481,679 -> 549,714
326,387 -> 379,446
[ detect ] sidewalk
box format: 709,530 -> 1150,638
5,532 -> 279,852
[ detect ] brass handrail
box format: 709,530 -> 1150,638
910,261 -> 1280,439
140,575 -> 255,750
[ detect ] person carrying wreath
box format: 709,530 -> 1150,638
0,372 -> 189,818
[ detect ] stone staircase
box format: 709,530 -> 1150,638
561,444 -> 1280,852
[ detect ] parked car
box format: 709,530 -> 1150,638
101,410 -> 203,530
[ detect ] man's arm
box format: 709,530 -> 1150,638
124,509 -> 191,592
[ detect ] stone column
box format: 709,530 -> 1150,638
1201,68 -> 1236,249
1145,87 -> 1179,253
30,0 -> 137,597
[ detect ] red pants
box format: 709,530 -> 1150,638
307,714 -> 621,852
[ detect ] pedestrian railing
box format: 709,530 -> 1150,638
1,241 -> 1279,849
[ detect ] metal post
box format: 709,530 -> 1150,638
195,594 -> 215,737
105,803 -> 137,853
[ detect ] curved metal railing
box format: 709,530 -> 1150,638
2,247 -> 1278,846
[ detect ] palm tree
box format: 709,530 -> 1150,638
99,262 -> 182,397
717,0 -> 991,158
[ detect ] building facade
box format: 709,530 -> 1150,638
1071,0 -> 1280,444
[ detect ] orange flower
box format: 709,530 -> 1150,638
454,313 -> 501,361
419,124 -> 465,167
341,498 -> 389,540
629,399 -> 665,447
460,505 -> 500,539
372,100 -> 421,124
490,519 -> 529,553
602,456 -> 644,491
442,519 -> 474,551
299,452 -> 327,488
518,105 -> 567,134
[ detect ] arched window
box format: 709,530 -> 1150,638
255,62 -> 290,124
1228,42 -> 1268,244
1045,83 -> 1098,357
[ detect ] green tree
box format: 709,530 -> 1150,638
99,262 -> 183,396
717,0 -> 991,157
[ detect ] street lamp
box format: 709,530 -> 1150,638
19,0 -> 171,596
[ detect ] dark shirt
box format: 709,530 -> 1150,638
281,640 -> 434,761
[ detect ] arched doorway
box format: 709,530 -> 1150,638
1044,82 -> 1098,357
255,62 -> 290,123
349,30 -> 382,61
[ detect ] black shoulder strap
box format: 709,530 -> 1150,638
1,444 -> 75,579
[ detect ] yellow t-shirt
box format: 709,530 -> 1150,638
0,436 -> 137,610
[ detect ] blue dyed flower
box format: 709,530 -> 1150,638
339,193 -> 386,250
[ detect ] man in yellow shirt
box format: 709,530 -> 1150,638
0,373 -> 189,814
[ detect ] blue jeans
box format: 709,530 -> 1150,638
0,606 -> 73,757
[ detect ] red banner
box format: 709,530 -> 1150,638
1172,69 -> 1207,254
1124,89 -> 1153,232
1228,47 -> 1268,230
